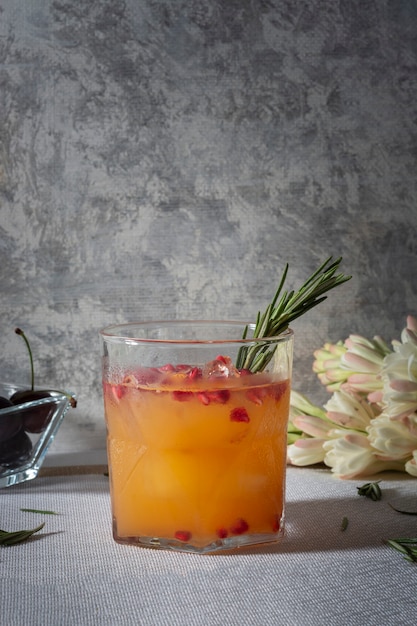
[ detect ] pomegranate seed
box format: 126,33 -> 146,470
273,381 -> 288,400
111,384 -> 125,400
239,369 -> 252,376
216,527 -> 228,539
197,392 -> 210,405
215,355 -> 229,365
209,389 -> 230,404
158,363 -> 175,372
246,388 -> 266,405
174,530 -> 192,542
197,390 -> 230,405
172,391 -> 194,402
230,407 -> 250,423
187,367 -> 202,380
230,518 -> 249,535
272,515 -> 281,533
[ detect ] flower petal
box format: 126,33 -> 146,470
342,352 -> 381,373
405,450 -> 417,477
292,414 -> 331,438
287,438 -> 327,466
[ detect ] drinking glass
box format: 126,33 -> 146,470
100,321 -> 293,554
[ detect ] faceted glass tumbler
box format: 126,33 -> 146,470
0,382 -> 74,488
100,321 -> 294,554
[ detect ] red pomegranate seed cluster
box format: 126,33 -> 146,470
175,517 -> 252,543
216,517 -> 250,539
107,357 -> 288,424
175,515 -> 280,543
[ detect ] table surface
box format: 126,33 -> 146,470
1,465 -> 417,626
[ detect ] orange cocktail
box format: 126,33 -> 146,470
100,322 -> 293,553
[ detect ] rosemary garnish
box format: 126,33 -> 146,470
0,523 -> 45,546
357,481 -> 382,501
341,516 -> 349,531
236,257 -> 351,373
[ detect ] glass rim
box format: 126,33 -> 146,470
99,320 -> 293,346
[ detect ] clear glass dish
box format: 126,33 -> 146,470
0,382 -> 75,488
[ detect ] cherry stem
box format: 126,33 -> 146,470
15,328 -> 35,391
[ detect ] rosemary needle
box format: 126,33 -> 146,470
20,508 -> 58,515
388,503 -> 417,515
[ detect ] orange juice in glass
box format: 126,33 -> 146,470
100,321 -> 293,553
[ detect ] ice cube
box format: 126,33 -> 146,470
203,355 -> 239,379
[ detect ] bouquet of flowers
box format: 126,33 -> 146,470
288,316 -> 417,479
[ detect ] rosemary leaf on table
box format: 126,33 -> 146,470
20,508 -> 58,515
0,523 -> 45,546
385,538 -> 417,563
388,503 -> 417,515
357,481 -> 382,501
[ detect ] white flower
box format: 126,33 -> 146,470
287,316 -> 417,479
322,430 -> 403,479
324,389 -> 380,430
340,334 -> 390,400
313,341 -> 348,391
288,390 -> 333,464
381,319 -> 417,419
367,412 -> 417,460
313,334 -> 390,399
287,438 -> 327,466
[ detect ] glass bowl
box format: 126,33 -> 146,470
0,382 -> 75,488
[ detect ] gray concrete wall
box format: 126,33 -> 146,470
1,0 -> 416,454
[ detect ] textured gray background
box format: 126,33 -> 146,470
1,0 -> 416,454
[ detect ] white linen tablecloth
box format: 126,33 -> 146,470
1,466 -> 416,626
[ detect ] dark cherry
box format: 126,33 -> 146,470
11,328 -> 76,434
10,389 -> 55,434
5,328 -> 76,443
0,428 -> 32,468
0,396 -> 23,443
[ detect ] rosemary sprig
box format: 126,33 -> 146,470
236,257 -> 351,373
0,522 -> 45,546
